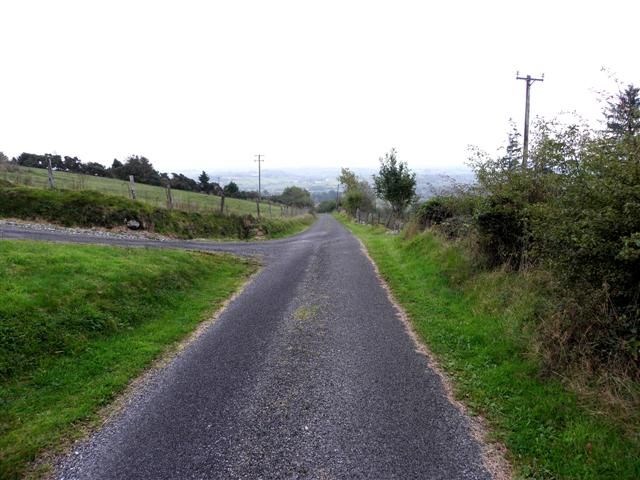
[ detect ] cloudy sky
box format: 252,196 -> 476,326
1,0 -> 639,173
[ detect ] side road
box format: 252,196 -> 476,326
2,215 -> 497,479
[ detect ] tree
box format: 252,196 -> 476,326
111,155 -> 163,185
223,181 -> 239,197
0,152 -> 8,164
338,168 -> 359,192
82,162 -> 108,177
279,186 -> 313,208
63,156 -> 82,172
170,173 -> 199,191
372,149 -> 416,216
198,171 -> 211,193
338,168 -> 376,215
501,120 -> 522,171
606,84 -> 640,140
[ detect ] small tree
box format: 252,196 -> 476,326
372,149 -> 416,217
223,181 -> 239,197
606,84 -> 640,140
198,170 -> 210,193
279,186 -> 313,208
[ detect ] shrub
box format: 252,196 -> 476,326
415,198 -> 453,228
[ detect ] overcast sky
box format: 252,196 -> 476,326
1,0 -> 639,173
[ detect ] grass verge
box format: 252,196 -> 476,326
0,186 -> 315,240
0,241 -> 257,479
337,214 -> 640,479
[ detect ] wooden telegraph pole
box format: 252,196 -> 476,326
516,72 -> 544,169
254,154 -> 264,218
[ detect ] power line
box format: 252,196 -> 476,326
516,72 -> 544,169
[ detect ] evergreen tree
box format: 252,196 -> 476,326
198,171 -> 210,193
606,84 -> 640,139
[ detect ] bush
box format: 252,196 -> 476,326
415,198 -> 453,227
476,194 -> 529,269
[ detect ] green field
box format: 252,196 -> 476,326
0,165 -> 302,217
338,214 -> 640,479
0,241 -> 257,479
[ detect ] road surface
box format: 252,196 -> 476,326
2,216 -> 493,479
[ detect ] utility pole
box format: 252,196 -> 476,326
516,72 -> 544,169
254,154 -> 264,218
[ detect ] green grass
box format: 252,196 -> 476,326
0,164 -> 293,217
337,214 -> 640,479
0,185 -> 315,240
0,241 -> 257,479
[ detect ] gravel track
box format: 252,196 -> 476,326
1,216 -> 493,479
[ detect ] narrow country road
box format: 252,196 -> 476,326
2,216 -> 493,479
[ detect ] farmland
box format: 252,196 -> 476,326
0,165 -> 299,218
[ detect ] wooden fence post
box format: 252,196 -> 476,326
47,157 -> 55,189
128,175 -> 137,200
220,193 -> 225,214
165,184 -> 173,209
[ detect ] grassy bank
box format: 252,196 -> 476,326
0,241 -> 257,479
0,164 -> 286,217
338,215 -> 640,479
0,185 -> 315,240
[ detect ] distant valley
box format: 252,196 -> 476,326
183,166 -> 475,199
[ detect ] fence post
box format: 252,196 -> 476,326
220,193 -> 225,214
47,157 -> 55,189
269,202 -> 272,218
128,175 -> 137,200
356,208 -> 360,223
165,184 -> 173,209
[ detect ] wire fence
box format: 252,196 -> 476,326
0,164 -> 310,218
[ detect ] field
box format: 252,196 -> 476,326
0,164 -> 302,218
0,241 -> 257,479
338,214 -> 640,479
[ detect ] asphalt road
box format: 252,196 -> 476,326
2,216 -> 492,479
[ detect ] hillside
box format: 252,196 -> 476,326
0,165 -> 297,218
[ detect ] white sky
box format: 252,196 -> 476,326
1,0 -> 639,173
